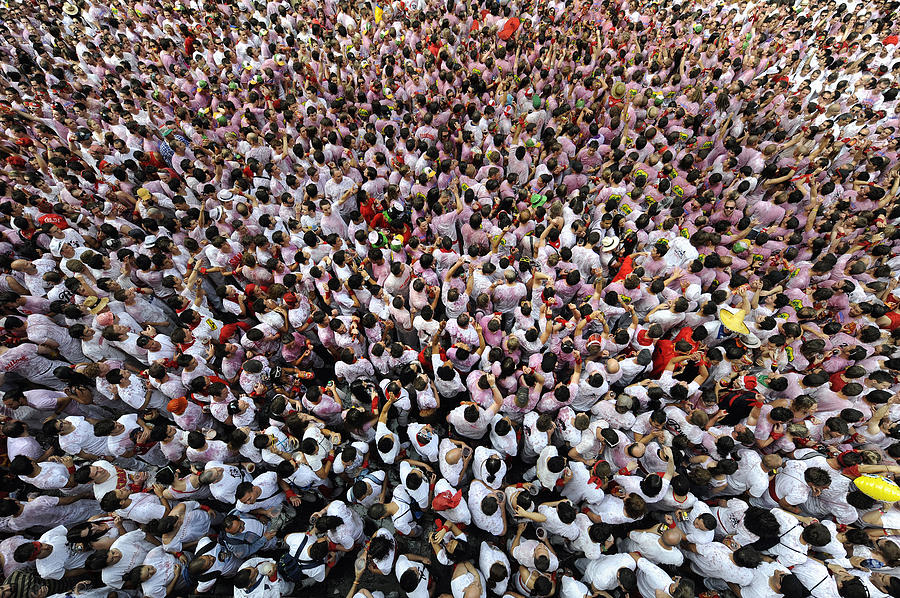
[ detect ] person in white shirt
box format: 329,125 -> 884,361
467,479 -> 507,537
478,541 -> 511,596
17,525 -> 89,581
92,529 -> 154,589
446,375 -> 503,439
683,541 -> 759,589
395,554 -> 431,598
620,524 -> 685,567
233,556 -> 294,598
578,551 -> 638,592
368,486 -> 420,538
635,556 -> 694,598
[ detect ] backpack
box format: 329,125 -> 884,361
277,535 -> 325,582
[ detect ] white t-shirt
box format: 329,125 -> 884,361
636,557 -> 674,598
406,423 -> 439,462
38,525 -> 88,580
622,530 -> 684,566
103,530 -> 154,589
583,552 -> 636,590
395,555 -> 430,598
511,539 -> 558,572
283,532 -> 326,583
478,541 -> 510,595
687,541 -> 754,585
742,561 -> 790,598
468,480 -> 505,536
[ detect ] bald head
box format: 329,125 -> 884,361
662,528 -> 684,547
627,443 -> 646,459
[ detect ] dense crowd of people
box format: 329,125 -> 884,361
0,0 -> 900,596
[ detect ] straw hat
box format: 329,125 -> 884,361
719,307 -> 750,335
601,236 -> 620,252
83,296 -> 109,314
611,81 -> 627,99
62,2 -> 79,15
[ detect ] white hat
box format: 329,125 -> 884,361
601,237 -> 620,251
144,235 -> 158,247
208,207 -> 223,221
741,332 -> 761,349
217,189 -> 234,201
368,231 -> 380,245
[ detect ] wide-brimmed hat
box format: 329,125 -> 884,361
611,81 -> 627,99
719,307 -> 750,335
62,2 -> 79,15
530,193 -> 548,207
741,332 -> 761,348
601,236 -> 620,252
83,296 -> 109,314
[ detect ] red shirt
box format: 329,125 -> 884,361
673,326 -> 696,349
651,339 -> 675,377
829,370 -> 848,393
883,311 -> 900,331
38,213 -> 68,230
611,255 -> 635,283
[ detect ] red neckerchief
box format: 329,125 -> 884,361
134,440 -> 156,455
114,467 -> 128,490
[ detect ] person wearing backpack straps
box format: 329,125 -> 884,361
232,555 -> 294,598
278,531 -> 334,586
221,511 -> 279,560
186,535 -> 241,593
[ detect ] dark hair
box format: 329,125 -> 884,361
733,545 -> 762,568
743,507 -> 779,540
697,513 -> 717,531
801,523 -> 831,547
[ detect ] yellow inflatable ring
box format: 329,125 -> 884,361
854,474 -> 900,502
